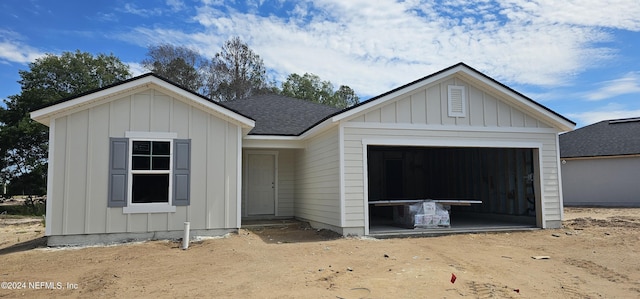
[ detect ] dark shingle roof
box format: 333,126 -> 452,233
221,94 -> 341,136
560,117 -> 640,158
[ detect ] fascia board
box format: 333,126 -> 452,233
30,76 -> 255,130
331,66 -> 464,123
148,78 -> 255,129
456,71 -> 575,132
30,76 -> 157,125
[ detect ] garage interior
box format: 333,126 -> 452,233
367,145 -> 539,235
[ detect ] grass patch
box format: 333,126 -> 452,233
0,202 -> 46,216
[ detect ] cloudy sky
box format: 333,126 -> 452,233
1,0 -> 639,127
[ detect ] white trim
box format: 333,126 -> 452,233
122,134 -> 176,214
339,124 -> 346,227
45,119 -> 55,236
342,121 -> 560,134
237,126 -> 243,228
456,71 -> 575,131
125,131 -> 177,139
362,138 -> 542,149
535,148 -> 546,228
330,65 -> 574,131
333,67 -> 462,122
31,76 -> 256,129
299,118 -> 338,139
242,138 -> 305,149
555,134 -> 564,221
362,137 -> 370,236
123,203 -> 176,214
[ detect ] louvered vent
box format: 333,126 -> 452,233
448,85 -> 466,117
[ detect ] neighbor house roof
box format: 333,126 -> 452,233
560,117 -> 640,158
222,94 -> 341,136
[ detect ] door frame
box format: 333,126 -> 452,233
243,150 -> 279,217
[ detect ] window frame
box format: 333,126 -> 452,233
123,132 -> 177,214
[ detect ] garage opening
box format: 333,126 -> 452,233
367,145 -> 539,234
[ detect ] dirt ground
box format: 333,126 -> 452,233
1,208 -> 639,298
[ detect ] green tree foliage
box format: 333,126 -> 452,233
207,36 -> 272,101
0,50 -> 131,194
141,44 -> 208,93
281,73 -> 359,108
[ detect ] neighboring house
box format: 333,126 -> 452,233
560,117 -> 640,207
31,63 -> 575,246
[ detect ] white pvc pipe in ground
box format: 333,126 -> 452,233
182,222 -> 190,250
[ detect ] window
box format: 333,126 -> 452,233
131,140 -> 171,204
108,132 -> 191,213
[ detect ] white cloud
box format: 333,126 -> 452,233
166,0 -> 185,12
120,3 -> 163,17
0,31 -> 45,64
124,0 -> 638,97
584,72 -> 640,101
127,62 -> 148,76
502,0 -> 640,31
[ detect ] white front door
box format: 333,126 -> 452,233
247,153 -> 276,216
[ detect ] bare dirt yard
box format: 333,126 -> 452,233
1,207 -> 639,298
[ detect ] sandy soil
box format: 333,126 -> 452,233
1,208 -> 639,298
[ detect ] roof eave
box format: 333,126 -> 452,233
30,75 -> 255,129
329,63 -> 575,132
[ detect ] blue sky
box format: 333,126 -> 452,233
1,0 -> 639,128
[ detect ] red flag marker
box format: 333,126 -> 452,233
450,273 -> 457,284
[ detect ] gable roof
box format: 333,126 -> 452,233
31,63 -> 575,138
560,117 -> 640,158
30,73 -> 255,129
222,94 -> 341,135
326,62 -> 575,131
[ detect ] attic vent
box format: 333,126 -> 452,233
448,85 -> 466,117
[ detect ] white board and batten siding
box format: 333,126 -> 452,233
340,75 -> 565,233
47,88 -> 241,237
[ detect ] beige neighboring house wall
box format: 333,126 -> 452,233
562,156 -> 640,207
31,75 -> 254,245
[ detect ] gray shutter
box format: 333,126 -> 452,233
173,139 -> 191,206
108,138 -> 128,207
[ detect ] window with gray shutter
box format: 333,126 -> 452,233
108,138 -> 129,207
173,139 -> 191,206
109,135 -> 190,210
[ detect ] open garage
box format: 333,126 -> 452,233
366,145 -> 541,234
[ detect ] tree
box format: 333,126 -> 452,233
207,36 -> 271,101
333,85 -> 360,108
280,73 -> 360,108
141,44 -> 208,93
0,50 -> 131,195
